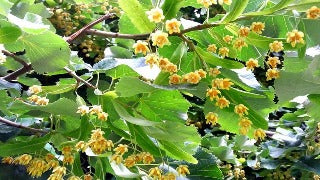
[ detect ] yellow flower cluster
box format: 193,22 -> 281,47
223,35 -> 233,44
110,144 -> 129,165
166,19 -> 181,34
266,68 -> 280,81
234,104 -> 248,117
233,38 -> 248,50
77,105 -> 108,121
28,94 -> 49,106
267,57 -> 280,68
133,40 -> 150,55
177,165 -> 190,176
209,68 -> 221,77
218,47 -> 229,58
269,41 -> 284,52
88,129 -> 113,154
146,7 -> 165,23
149,165 -> 189,179
62,146 -> 74,165
306,6 -> 320,19
197,0 -> 232,8
207,44 -> 217,53
245,58 -> 259,71
238,26 -> 250,37
206,78 -> 233,109
250,22 -> 265,34
145,53 -> 159,68
28,85 -> 42,94
234,103 -> 253,135
4,153 -> 60,178
151,31 -> 171,48
168,69 -> 207,85
123,152 -> 155,167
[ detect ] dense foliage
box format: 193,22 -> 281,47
0,0 -> 320,179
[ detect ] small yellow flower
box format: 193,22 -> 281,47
165,63 -> 178,74
267,57 -> 280,68
2,157 -> 14,164
14,154 -> 32,165
186,72 -> 201,84
205,112 -> 218,125
63,154 -> 74,165
250,22 -> 265,34
266,68 -> 280,81
124,155 -> 136,168
142,152 -> 155,164
28,95 -> 40,103
75,141 -> 87,152
149,167 -> 162,178
76,105 -> 89,116
36,97 -> 49,106
223,35 -> 233,44
169,74 -> 181,85
177,165 -> 190,176
209,68 -> 221,77
197,0 -> 216,8
306,6 -> 320,19
97,112 -> 108,121
233,38 -> 248,50
159,57 -> 170,69
145,53 -> 159,68
238,26 -> 250,37
133,40 -> 150,55
234,104 -> 249,117
47,160 -> 59,169
84,174 -> 93,180
206,88 -> 221,101
45,153 -> 55,162
28,85 -> 42,94
218,47 -> 229,58
196,69 -> 207,78
269,41 -> 284,52
146,7 -> 165,23
246,58 -> 259,71
215,97 -> 230,109
62,146 -> 73,155
114,144 -> 128,155
286,30 -> 305,47
111,154 -> 123,165
166,19 -> 181,34
239,117 -> 252,135
52,166 -> 67,176
254,128 -> 266,140
207,44 -> 217,53
89,105 -> 102,115
212,78 -> 234,90
151,31 -> 170,48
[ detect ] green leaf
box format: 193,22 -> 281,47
8,13 -> 50,34
244,0 -> 295,16
307,95 -> 320,120
187,148 -> 223,179
161,0 -> 183,20
106,65 -> 139,79
9,98 -> 78,117
127,123 -> 162,156
112,100 -> 158,126
115,77 -> 155,97
0,0 -> 13,16
0,26 -> 22,43
40,79 -> 76,95
72,153 -> 84,176
17,31 -> 70,73
118,0 -> 155,33
0,135 -> 51,156
221,0 -> 249,23
108,46 -> 133,58
137,90 -> 191,122
159,140 -> 198,164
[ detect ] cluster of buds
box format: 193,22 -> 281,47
87,129 -> 114,155
79,39 -> 104,61
77,105 -> 108,121
27,85 -> 49,106
149,165 -> 190,179
110,144 -> 129,164
233,104 -> 253,136
48,166 -> 67,180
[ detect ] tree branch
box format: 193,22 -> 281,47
1,50 -> 32,81
64,67 -> 97,89
86,29 -> 150,40
0,116 -> 48,134
65,13 -> 116,44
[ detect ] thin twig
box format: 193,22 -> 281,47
1,50 -> 32,81
64,67 -> 97,89
0,116 -> 48,134
65,13 -> 116,43
178,34 -> 209,70
86,29 -> 150,40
